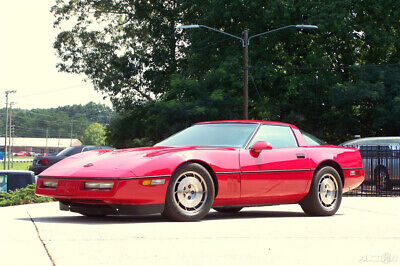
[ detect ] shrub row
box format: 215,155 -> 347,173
0,184 -> 53,207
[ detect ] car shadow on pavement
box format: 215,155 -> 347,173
14,209 -> 334,225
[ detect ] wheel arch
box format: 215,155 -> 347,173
173,160 -> 219,198
315,160 -> 345,186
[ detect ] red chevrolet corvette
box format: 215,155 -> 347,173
36,120 -> 364,221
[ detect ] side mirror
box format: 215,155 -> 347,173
250,141 -> 272,157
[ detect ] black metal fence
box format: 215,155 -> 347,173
343,145 -> 400,196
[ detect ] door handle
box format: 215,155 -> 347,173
296,153 -> 306,159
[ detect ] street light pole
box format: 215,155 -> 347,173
8,102 -> 14,170
178,24 -> 318,119
243,29 -> 249,119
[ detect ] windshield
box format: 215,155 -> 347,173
57,147 -> 78,156
155,123 -> 258,148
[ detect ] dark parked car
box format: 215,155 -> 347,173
0,170 -> 35,192
340,137 -> 400,191
29,145 -> 114,175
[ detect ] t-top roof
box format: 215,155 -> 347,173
195,120 -> 295,127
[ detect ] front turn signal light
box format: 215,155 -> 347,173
142,179 -> 165,186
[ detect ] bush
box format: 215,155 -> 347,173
0,184 -> 53,207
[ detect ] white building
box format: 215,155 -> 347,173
0,137 -> 82,154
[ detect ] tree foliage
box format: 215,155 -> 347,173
82,122 -> 107,145
0,102 -> 114,141
52,0 -> 400,146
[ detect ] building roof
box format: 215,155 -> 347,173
0,137 -> 82,148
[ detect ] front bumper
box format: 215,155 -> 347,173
36,176 -> 170,206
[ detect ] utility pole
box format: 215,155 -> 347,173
45,128 -> 49,155
58,129 -> 61,153
70,121 -> 73,146
243,29 -> 249,120
11,124 -> 14,167
8,102 -> 14,169
4,90 -> 16,170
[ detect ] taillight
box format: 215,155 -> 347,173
40,158 -> 48,165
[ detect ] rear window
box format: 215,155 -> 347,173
301,131 -> 326,146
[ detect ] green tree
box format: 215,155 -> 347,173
0,102 -> 114,140
52,0 -> 400,146
82,123 -> 107,145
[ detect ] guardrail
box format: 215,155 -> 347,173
343,145 -> 400,196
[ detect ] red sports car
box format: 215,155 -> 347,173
36,120 -> 364,221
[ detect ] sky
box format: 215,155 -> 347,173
0,0 -> 112,110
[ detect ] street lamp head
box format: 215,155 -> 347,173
178,24 -> 200,29
295,25 -> 318,30
295,25 -> 318,34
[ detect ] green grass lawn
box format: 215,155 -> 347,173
0,161 -> 32,170
12,156 -> 35,160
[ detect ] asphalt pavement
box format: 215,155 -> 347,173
1,197 -> 399,266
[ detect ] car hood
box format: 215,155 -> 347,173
39,146 -> 233,178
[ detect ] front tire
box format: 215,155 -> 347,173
162,163 -> 215,222
300,166 -> 342,216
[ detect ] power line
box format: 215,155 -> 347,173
249,73 -> 269,120
14,84 -> 96,99
249,63 -> 400,72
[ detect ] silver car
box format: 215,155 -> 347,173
341,137 -> 400,191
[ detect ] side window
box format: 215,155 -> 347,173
249,125 -> 298,149
301,130 -> 326,146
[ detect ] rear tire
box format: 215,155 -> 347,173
213,207 -> 242,213
300,166 -> 342,216
162,163 -> 215,222
374,166 -> 391,191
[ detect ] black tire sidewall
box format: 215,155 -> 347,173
303,166 -> 343,216
163,163 -> 215,221
374,166 -> 390,191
